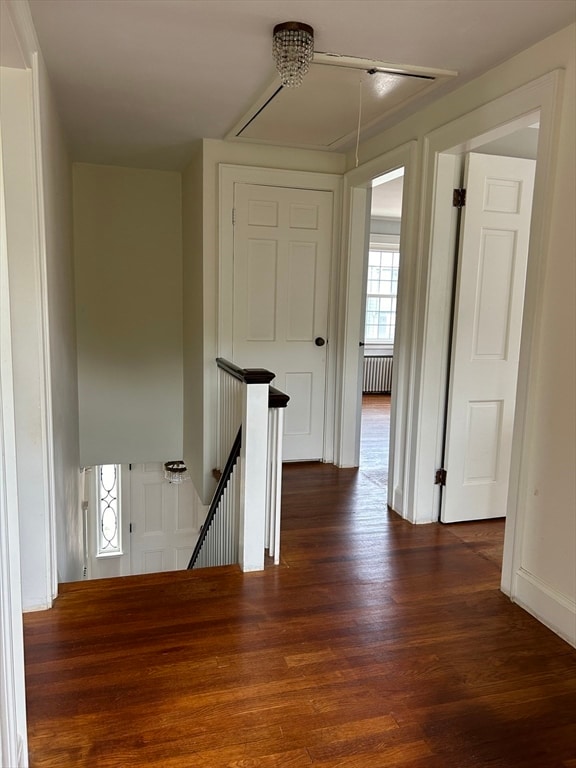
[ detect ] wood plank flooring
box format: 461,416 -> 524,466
23,397 -> 576,767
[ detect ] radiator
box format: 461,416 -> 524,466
363,356 -> 393,394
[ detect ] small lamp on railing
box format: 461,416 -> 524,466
164,461 -> 190,484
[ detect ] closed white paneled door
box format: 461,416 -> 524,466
441,153 -> 536,522
130,463 -> 197,573
233,183 -> 333,461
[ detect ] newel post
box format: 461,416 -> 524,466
239,368 -> 275,571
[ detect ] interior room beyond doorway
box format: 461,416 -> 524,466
359,168 -> 403,489
360,394 -> 390,482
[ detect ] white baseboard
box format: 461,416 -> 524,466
514,567 -> 576,648
18,733 -> 27,768
22,600 -> 52,613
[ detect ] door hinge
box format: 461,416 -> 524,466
452,188 -> 466,208
129,523 -> 133,533
435,468 -> 447,486
232,207 -> 236,225
129,463 -> 132,470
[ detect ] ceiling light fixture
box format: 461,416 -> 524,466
164,461 -> 189,484
272,21 -> 314,88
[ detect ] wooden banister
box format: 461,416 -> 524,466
216,357 -> 275,385
200,357 -> 290,572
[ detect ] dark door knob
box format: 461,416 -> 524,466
315,337 -> 326,347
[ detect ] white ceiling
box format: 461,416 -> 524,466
0,3 -> 26,67
23,0 -> 576,171
372,176 -> 404,219
230,56 -> 456,150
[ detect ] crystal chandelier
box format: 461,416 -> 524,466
272,21 -> 314,88
164,460 -> 190,484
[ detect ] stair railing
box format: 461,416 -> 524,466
266,386 -> 289,564
187,428 -> 241,570
188,358 -> 288,572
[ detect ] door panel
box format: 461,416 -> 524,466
473,230 -> 516,357
441,153 -> 535,523
284,372 -> 313,436
233,183 -> 333,461
286,242 -> 317,339
246,240 -> 277,339
130,463 -> 197,574
463,400 -> 503,483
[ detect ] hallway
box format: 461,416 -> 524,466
22,400 -> 575,767
360,393 -> 505,566
359,394 -> 390,488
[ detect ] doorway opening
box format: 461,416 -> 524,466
439,124 -> 539,524
344,110 -> 542,559
359,169 -> 404,498
432,114 -> 540,568
337,145 -> 415,517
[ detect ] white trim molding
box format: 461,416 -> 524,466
3,0 -> 39,69
514,569 -> 576,648
413,71 -> 567,633
0,120 -> 29,768
31,50 -> 58,602
340,70 -> 570,645
219,164 -> 342,464
1,2 -> 58,611
408,70 -> 563,532
339,140 -> 418,520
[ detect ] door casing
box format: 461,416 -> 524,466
219,164 -> 342,464
341,71 -> 562,609
231,182 -> 334,461
339,141 -> 419,519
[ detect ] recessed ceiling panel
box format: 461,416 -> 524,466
229,57 -> 457,150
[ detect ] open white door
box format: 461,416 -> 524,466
232,182 -> 333,461
441,153 -> 535,523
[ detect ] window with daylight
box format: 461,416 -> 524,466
97,464 -> 122,556
365,246 -> 400,344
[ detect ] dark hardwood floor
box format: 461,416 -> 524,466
23,396 -> 576,767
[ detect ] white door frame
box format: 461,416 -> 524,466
339,70 -> 563,604
219,164 -> 342,463
337,141 -> 418,520
418,71 -> 563,602
0,120 -> 29,768
1,3 -> 57,613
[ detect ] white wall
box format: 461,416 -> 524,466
477,126 -> 539,159
1,64 -> 56,612
182,139 -> 345,504
347,24 -> 576,644
37,56 -> 82,583
73,163 -> 183,466
0,0 -> 77,757
182,143 -> 205,498
370,217 -> 401,237
0,61 -> 29,768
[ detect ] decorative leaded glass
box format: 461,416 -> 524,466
97,464 -> 121,556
